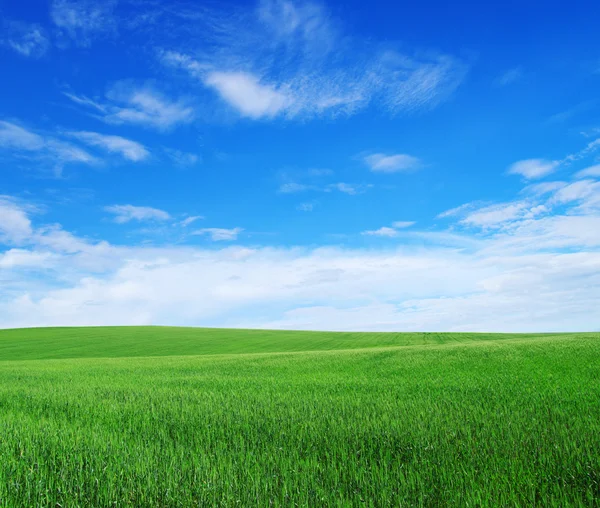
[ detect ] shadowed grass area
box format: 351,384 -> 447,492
0,325 -> 577,361
0,328 -> 598,505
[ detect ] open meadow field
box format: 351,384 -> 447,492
0,327 -> 599,506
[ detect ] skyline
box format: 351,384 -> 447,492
1,0 -> 600,331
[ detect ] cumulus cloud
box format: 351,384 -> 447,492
68,131 -> 149,161
2,134 -> 600,331
364,153 -> 421,173
204,71 -> 291,119
0,197 -> 34,244
104,205 -> 171,224
1,185 -> 600,332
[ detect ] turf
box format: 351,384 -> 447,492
0,328 -> 599,506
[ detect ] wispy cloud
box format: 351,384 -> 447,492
297,202 -> 315,212
362,227 -> 399,238
160,0 -> 467,121
461,202 -> 542,229
576,164 -> 600,179
68,131 -> 149,162
437,203 -> 474,219
508,159 -> 560,179
164,149 -> 200,166
279,181 -> 371,195
364,153 -> 421,173
507,138 -> 600,180
1,21 -> 49,58
0,120 -> 97,175
0,121 -> 45,151
392,221 -> 416,229
50,0 -> 117,46
104,205 -> 171,224
362,221 -> 415,237
179,216 -> 204,227
192,227 -> 244,241
547,100 -> 597,124
494,67 -> 523,87
64,83 -> 195,131
278,182 -> 312,193
326,183 -> 371,195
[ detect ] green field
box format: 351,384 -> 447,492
0,328 -> 599,506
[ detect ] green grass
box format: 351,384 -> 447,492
0,328 -> 599,506
0,325 -> 570,361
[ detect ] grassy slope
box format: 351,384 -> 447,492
0,325 -> 575,361
0,328 -> 599,505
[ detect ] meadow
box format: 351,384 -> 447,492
0,327 -> 598,506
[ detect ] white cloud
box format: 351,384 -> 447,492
522,181 -> 567,196
179,216 -> 204,227
0,120 -> 45,150
65,84 -> 195,131
2,188 -> 600,332
362,227 -> 399,238
392,221 -> 415,229
364,153 -> 421,173
575,164 -> 600,179
562,138 -> 600,164
494,67 -> 523,87
50,0 -> 117,46
0,249 -> 54,269
104,205 -> 171,224
2,21 -> 49,58
192,227 -> 244,241
326,183 -> 370,195
160,0 -> 467,121
165,149 -> 200,166
279,182 -> 311,193
3,130 -> 600,332
204,72 -> 291,119
461,202 -> 530,228
279,182 -> 370,195
549,180 -> 600,212
68,131 -> 149,161
0,197 -> 34,244
362,221 -> 415,237
508,159 -> 560,179
437,203 -> 473,219
297,202 -> 314,212
0,120 -> 98,175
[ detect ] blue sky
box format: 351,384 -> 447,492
1,0 -> 600,331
